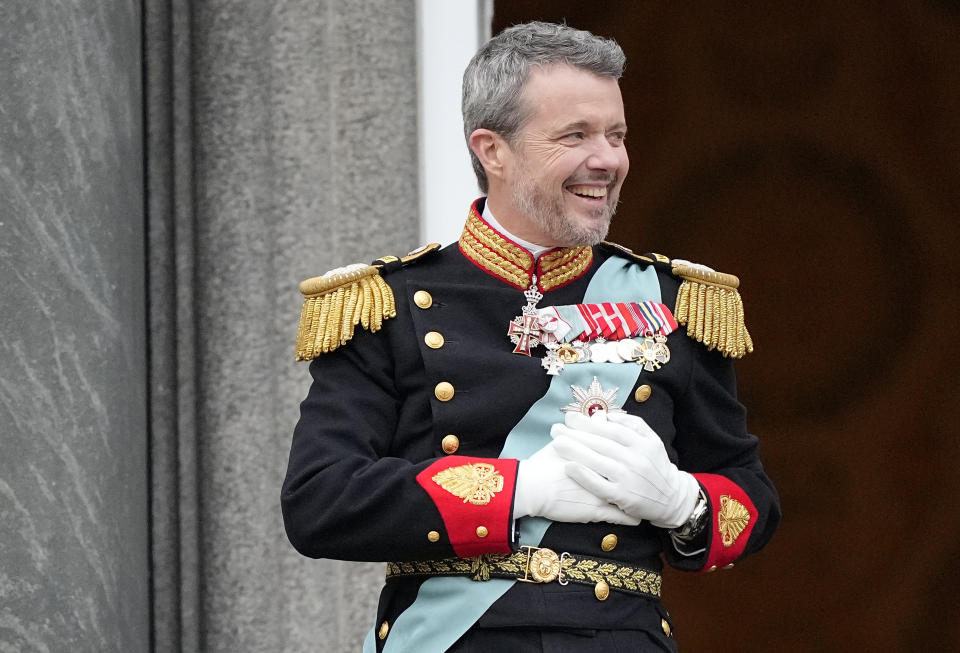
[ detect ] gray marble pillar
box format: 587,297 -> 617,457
145,1 -> 420,651
0,2 -> 148,652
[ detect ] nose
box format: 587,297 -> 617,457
586,137 -> 626,173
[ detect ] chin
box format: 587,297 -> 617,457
561,219 -> 610,247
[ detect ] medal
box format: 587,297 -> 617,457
507,276 -> 547,356
541,342 -> 588,375
530,300 -> 676,374
511,293 -> 675,371
635,333 -> 671,372
561,377 -> 626,416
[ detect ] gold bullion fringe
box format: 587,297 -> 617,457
673,264 -> 754,358
295,265 -> 396,360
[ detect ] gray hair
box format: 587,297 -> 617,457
462,21 -> 626,193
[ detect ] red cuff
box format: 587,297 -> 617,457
416,456 -> 518,557
693,473 -> 757,571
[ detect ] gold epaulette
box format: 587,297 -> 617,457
295,265 -> 395,360
294,244 -> 440,361
670,259 -> 754,359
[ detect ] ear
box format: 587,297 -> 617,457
468,128 -> 511,183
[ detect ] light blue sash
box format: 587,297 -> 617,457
365,257 -> 660,652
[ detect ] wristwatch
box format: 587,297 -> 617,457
669,487 -> 708,543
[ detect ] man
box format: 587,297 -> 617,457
282,21 -> 779,652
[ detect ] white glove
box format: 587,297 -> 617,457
514,440 -> 640,526
550,411 -> 700,529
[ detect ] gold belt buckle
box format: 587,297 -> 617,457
517,546 -> 570,585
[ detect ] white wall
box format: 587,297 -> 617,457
416,0 -> 492,247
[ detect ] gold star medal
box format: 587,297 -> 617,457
561,377 -> 626,416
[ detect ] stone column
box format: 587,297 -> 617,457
145,2 -> 420,650
0,2 -> 148,652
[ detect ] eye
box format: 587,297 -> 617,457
608,132 -> 627,145
560,132 -> 585,143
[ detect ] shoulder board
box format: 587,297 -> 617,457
598,240 -> 655,265
645,253 -> 754,359
294,243 -> 441,360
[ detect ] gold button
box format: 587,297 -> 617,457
424,331 -> 444,349
600,534 -> 618,552
378,621 -> 389,640
427,530 -> 440,542
441,434 -> 460,454
476,526 -> 488,538
707,565 -> 718,573
594,580 -> 610,601
634,384 -> 652,402
413,290 -> 433,309
661,618 -> 672,637
725,563 -> 735,570
435,382 -> 455,401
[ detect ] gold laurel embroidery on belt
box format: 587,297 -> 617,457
385,552 -> 662,598
431,463 -> 505,505
559,556 -> 662,596
718,494 -> 751,547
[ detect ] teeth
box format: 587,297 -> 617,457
568,185 -> 607,198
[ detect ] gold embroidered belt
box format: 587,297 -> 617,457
386,546 -> 662,601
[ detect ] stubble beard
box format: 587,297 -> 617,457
509,171 -> 618,247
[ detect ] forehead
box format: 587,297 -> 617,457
519,64 -> 625,128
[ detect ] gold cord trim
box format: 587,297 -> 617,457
673,263 -> 754,358
294,265 -> 397,360
458,208 -> 593,290
539,246 -> 593,291
460,228 -> 531,289
468,215 -> 533,272
459,213 -> 532,288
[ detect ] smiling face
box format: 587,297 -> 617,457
497,65 -> 629,247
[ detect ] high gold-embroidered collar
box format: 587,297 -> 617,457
458,202 -> 593,291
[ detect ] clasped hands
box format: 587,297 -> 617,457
514,411 -> 700,529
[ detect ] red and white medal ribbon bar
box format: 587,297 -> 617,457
537,301 -> 679,375
538,301 -> 678,343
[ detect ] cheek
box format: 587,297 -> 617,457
541,147 -> 572,172
617,150 -> 630,178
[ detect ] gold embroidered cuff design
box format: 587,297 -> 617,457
432,462 -> 504,505
718,494 -> 751,547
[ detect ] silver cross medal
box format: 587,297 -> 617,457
507,275 -> 546,356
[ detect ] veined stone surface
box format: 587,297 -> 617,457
146,1 -> 420,651
0,2 -> 148,652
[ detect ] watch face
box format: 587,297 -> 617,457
673,493 -> 709,540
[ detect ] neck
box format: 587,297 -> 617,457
482,200 -> 552,258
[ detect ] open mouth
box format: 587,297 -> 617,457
566,184 -> 608,200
